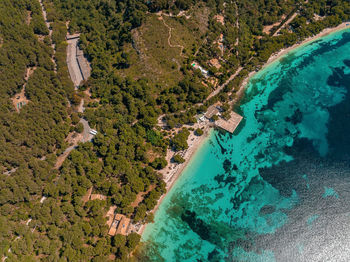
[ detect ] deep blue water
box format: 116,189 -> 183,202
141,28 -> 350,261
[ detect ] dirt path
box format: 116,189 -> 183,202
273,12 -> 298,36
54,144 -> 76,169
131,185 -> 156,208
158,15 -> 186,57
157,10 -> 191,20
11,67 -> 36,112
156,66 -> 243,126
77,98 -> 84,113
194,38 -> 207,56
80,118 -> 93,142
38,0 -> 57,73
234,1 -> 239,47
53,118 -> 93,169
26,11 -> 32,25
205,66 -> 242,101
53,30 -> 94,170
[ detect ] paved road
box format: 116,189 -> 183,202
54,119 -> 93,169
205,66 -> 243,101
157,66 -> 244,126
67,38 -> 83,87
80,118 -> 93,142
273,12 -> 298,36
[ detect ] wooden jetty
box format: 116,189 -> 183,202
216,111 -> 243,133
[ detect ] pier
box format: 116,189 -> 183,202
215,111 -> 243,133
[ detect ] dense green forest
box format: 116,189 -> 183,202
1,0 -> 350,261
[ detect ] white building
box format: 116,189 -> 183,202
89,129 -> 97,135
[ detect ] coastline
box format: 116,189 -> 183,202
266,22 -> 350,67
138,122 -> 213,235
239,22 -> 350,92
138,21 -> 350,236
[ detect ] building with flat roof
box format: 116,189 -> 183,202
205,105 -> 220,119
108,213 -> 131,236
191,61 -> 209,77
215,111 -> 243,133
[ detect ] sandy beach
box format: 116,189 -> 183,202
240,22 -> 350,92
267,22 -> 350,66
138,21 -> 350,236
137,120 -> 213,234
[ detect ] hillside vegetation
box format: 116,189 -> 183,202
1,0 -> 350,261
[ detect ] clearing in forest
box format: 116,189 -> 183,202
131,185 -> 156,208
11,67 -> 35,112
11,88 -> 29,112
263,15 -> 286,35
120,4 -> 210,88
214,14 -> 224,25
273,13 -> 298,36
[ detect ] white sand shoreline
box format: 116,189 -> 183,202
267,22 -> 350,66
239,22 -> 350,93
138,122 -> 213,235
138,21 -> 350,236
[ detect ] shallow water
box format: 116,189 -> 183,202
141,28 -> 350,261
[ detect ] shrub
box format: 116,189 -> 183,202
194,128 -> 203,136
75,123 -> 84,133
171,128 -> 190,151
150,157 -> 168,170
173,154 -> 185,164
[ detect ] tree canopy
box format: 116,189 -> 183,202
1,0 -> 350,260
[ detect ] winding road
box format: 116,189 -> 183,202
158,15 -> 186,57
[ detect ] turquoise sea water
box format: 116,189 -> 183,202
141,28 -> 350,261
